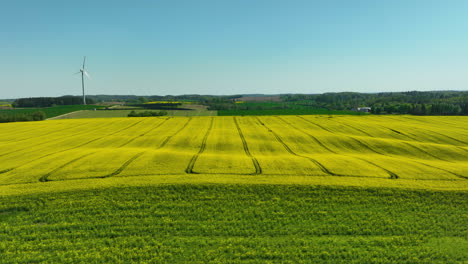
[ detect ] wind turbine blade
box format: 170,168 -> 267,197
82,56 -> 86,69
74,71 -> 81,74
84,71 -> 91,79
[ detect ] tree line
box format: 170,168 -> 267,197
281,91 -> 468,115
121,91 -> 467,115
0,111 -> 46,123
8,91 -> 468,115
128,110 -> 168,117
13,96 -> 95,107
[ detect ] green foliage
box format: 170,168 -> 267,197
13,96 -> 95,107
31,111 -> 46,121
74,92 -> 468,116
0,185 -> 466,263
0,111 -> 47,123
138,97 -> 149,103
283,91 -> 468,115
200,91 -> 468,115
219,109 -> 365,116
128,110 -> 168,117
0,105 -> 103,122
210,100 -> 365,115
128,103 -> 185,110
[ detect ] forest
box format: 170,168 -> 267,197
205,91 -> 468,115
282,91 -> 468,115
13,96 -> 95,107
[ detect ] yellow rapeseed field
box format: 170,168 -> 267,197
0,115 -> 467,195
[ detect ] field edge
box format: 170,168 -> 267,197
1,174 -> 467,197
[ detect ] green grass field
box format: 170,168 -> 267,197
0,115 -> 466,263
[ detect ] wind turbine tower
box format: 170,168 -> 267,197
76,56 -> 90,105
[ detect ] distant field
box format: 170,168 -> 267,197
0,115 -> 466,263
53,108 -> 217,119
0,105 -> 103,119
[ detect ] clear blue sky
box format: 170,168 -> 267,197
1,0 -> 468,98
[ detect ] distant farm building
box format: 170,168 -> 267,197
356,107 -> 372,113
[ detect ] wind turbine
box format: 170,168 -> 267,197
75,56 -> 90,105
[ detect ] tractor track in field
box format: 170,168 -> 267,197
98,152 -> 146,178
414,161 -> 468,180
254,117 -> 339,177
100,117 -> 194,178
380,125 -> 421,141
2,171 -> 464,188
0,118 -> 148,176
43,172 -> 184,183
339,121 -> 468,157
39,152 -> 98,182
276,116 -> 399,179
353,157 -> 399,179
284,117 -> 463,179
397,116 -> 468,132
330,119 -> 462,160
368,122 -> 453,159
117,117 -> 172,148
338,132 -> 464,179
383,116 -> 468,145
51,117 -> 194,181
424,130 -> 468,147
0,168 -> 14,174
335,120 -> 420,143
346,136 -> 384,155
185,117 -> 214,174
401,142 -> 451,162
39,118 -> 170,182
349,137 -> 468,179
0,120 -> 115,159
39,118 -> 173,182
233,117 -> 262,175
295,116 -> 334,133
276,117 -> 337,154
329,120 -> 376,137
333,119 -> 433,145
158,117 -> 193,149
0,120 -> 91,146
380,124 -> 465,154
411,128 -> 468,149
337,121 -> 421,142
